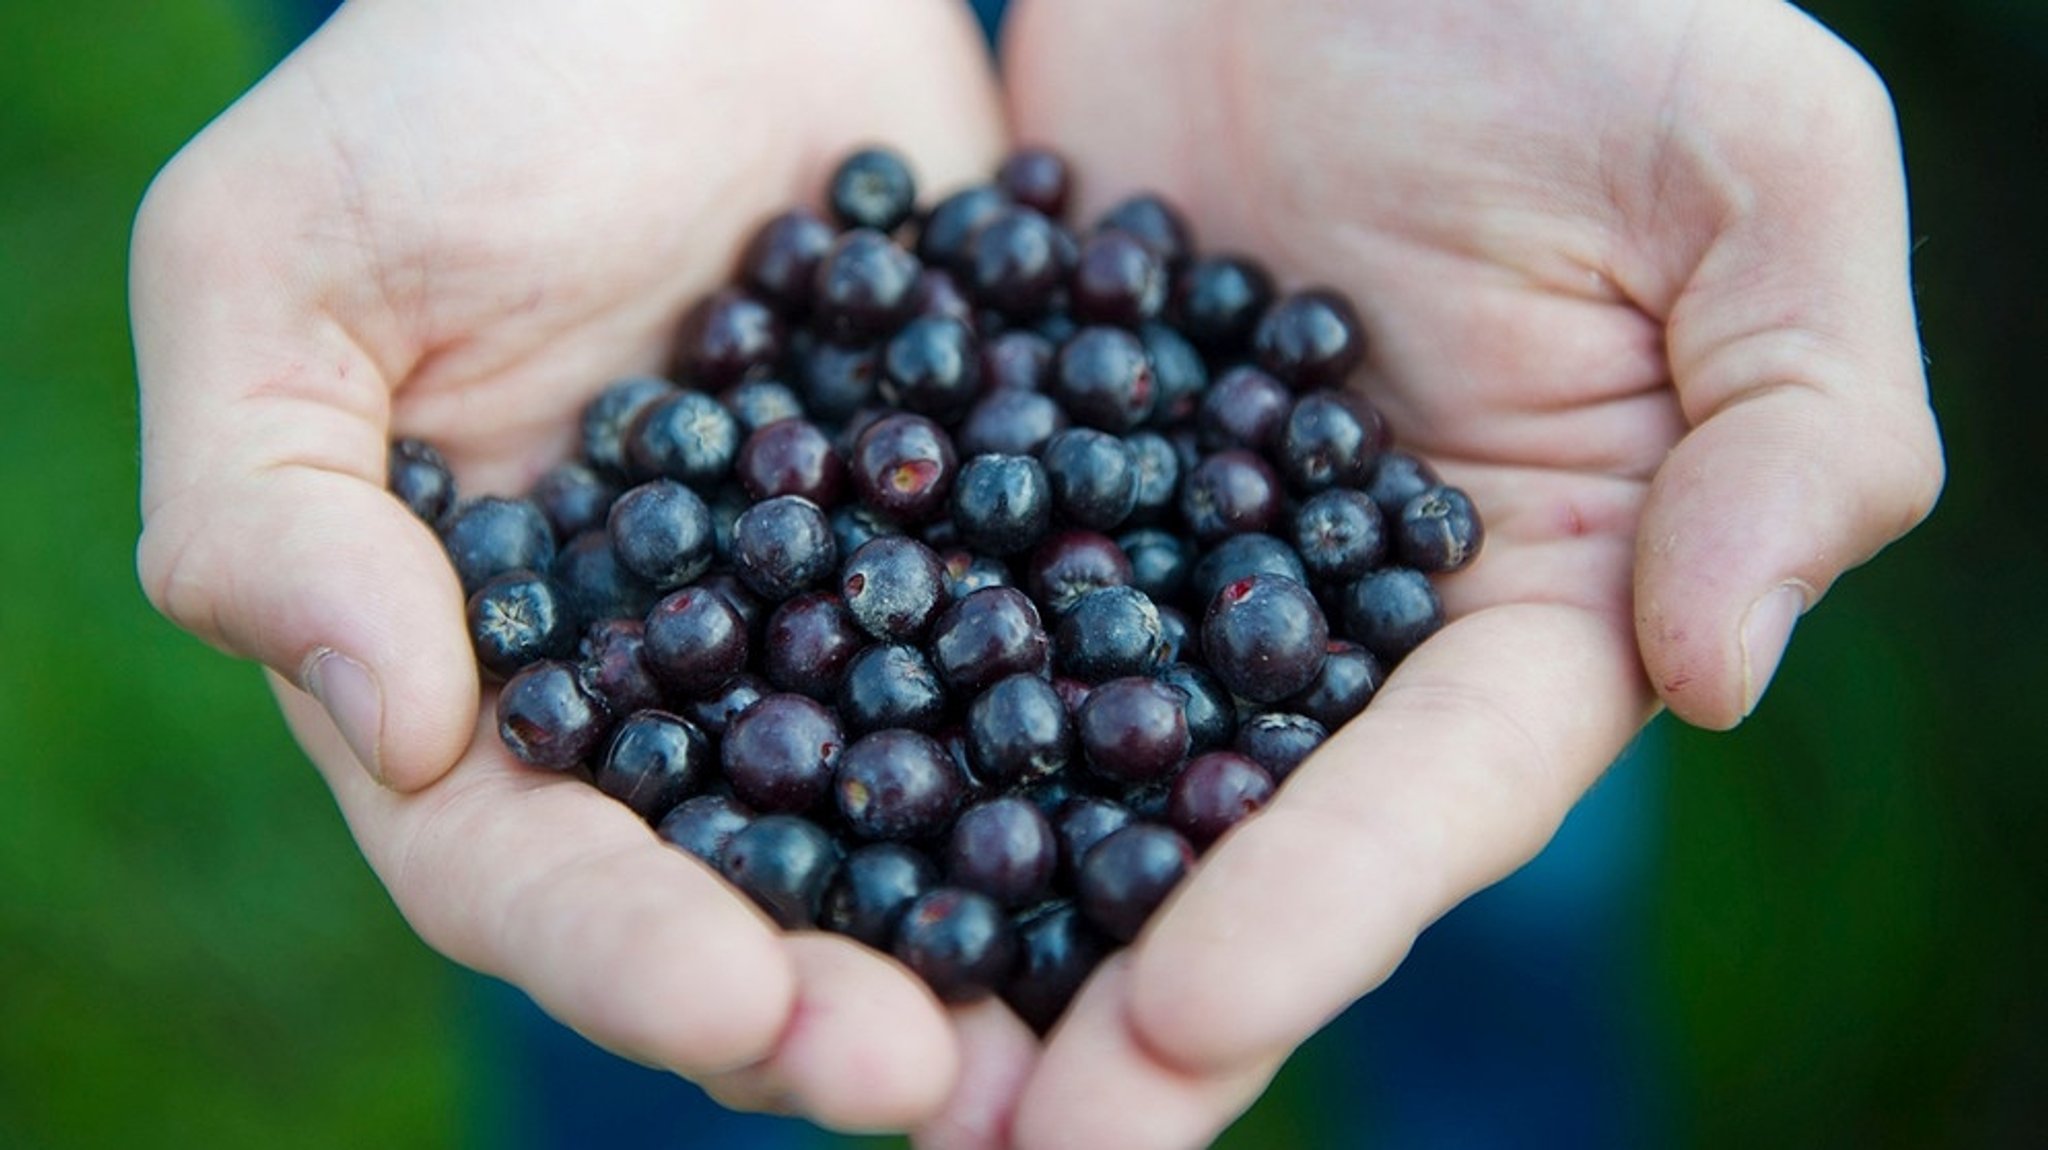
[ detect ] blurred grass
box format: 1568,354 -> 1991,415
0,0 -> 2041,1147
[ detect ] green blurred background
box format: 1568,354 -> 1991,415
1,1 -> 2041,1146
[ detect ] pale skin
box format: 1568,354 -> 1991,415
131,0 -> 1943,1146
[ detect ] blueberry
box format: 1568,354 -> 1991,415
761,592 -> 863,700
658,794 -> 754,866
1138,322 -> 1208,430
697,570 -> 768,642
497,659 -> 611,769
721,693 -> 844,813
574,618 -> 664,717
531,461 -> 619,542
1070,230 -> 1167,327
1197,366 -> 1293,453
388,437 -> 455,524
893,887 -> 1019,1003
1052,327 -> 1155,432
1025,530 -> 1134,619
958,388 -> 1068,458
916,184 -> 1009,273
607,479 -> 715,590
1286,640 -> 1383,732
821,842 -> 939,950
969,206 -> 1065,318
719,814 -> 843,929
674,287 -> 784,389
828,147 -> 918,233
580,376 -> 675,481
1234,712 -> 1327,784
812,229 -> 921,342
979,329 -> 1055,393
1254,288 -> 1367,391
952,454 -> 1054,556
1173,254 -> 1275,354
1076,823 -> 1195,943
596,710 -> 712,822
467,569 -> 576,680
798,340 -> 880,424
947,797 -> 1058,908
1341,567 -> 1445,664
838,644 -> 949,734
851,413 -> 958,525
929,586 -> 1051,697
552,532 -> 659,628
1292,487 -> 1388,584
732,495 -> 837,601
915,267 -> 976,326
881,315 -> 982,422
1279,390 -> 1387,493
1077,676 -> 1191,785
680,672 -> 768,738
442,497 -> 556,597
1118,528 -> 1190,605
1155,604 -> 1193,663
1094,194 -> 1193,269
626,389 -> 741,487
834,728 -> 967,842
996,147 -> 1072,219
841,535 -> 950,642
1180,449 -> 1285,542
1190,533 -> 1307,609
1155,663 -> 1237,754
735,419 -> 846,507
739,207 -> 835,314
1056,586 -> 1166,682
941,549 -> 1014,600
1040,429 -> 1138,531
1122,431 -> 1181,526
1168,751 -> 1276,850
965,672 -> 1073,789
1203,575 -> 1330,703
642,585 -> 748,696
1395,485 -> 1485,573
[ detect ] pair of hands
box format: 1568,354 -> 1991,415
130,0 -> 1943,1145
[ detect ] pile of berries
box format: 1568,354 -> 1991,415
388,146 -> 1482,1032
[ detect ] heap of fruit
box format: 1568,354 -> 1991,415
388,146 -> 1482,1032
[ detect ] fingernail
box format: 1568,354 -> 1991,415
1739,582 -> 1810,718
303,647 -> 385,783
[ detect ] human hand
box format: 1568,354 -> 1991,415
994,0 -> 1943,1144
131,0 -> 1037,1133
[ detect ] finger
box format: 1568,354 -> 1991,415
134,153 -> 477,791
914,1001 -> 1041,1150
1010,956 -> 1281,1150
1631,8 -> 1942,727
1122,602 -> 1651,1077
701,934 -> 960,1133
275,681 -> 799,1077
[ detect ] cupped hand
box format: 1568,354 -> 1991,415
131,0 -> 1037,1134
996,0 -> 1943,1145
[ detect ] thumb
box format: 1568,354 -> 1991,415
1633,16 -> 1943,729
131,151 -> 477,792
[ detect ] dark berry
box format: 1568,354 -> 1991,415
821,842 -> 939,950
675,288 -> 784,388
552,530 -> 659,626
915,267 -> 976,325
735,419 -> 845,508
704,483 -> 751,562
389,438 -> 455,524
681,672 -> 768,738
1069,230 -> 1166,327
626,389 -> 741,487
1235,712 -> 1327,784
1052,326 -> 1155,432
980,329 -> 1055,392
1076,823 -> 1195,943
969,206 -> 1065,318
1203,575 -> 1330,703
828,147 -> 917,233
1095,194 -> 1192,269
761,592 -> 863,700
1365,449 -> 1442,521
1004,900 -> 1109,1035
996,147 -> 1071,218
1254,288 -> 1367,391
947,797 -> 1058,907
839,535 -> 949,643
881,315 -> 982,422
1293,487 -> 1388,584
894,887 -> 1018,1003
1054,796 -> 1134,885
1341,567 -> 1445,664
917,184 -> 1009,272
1180,449 -> 1285,542
958,388 -> 1068,458
1395,485 -> 1485,573
442,497 -> 556,597
941,549 -> 1014,599
1155,664 -> 1237,754
830,503 -> 900,559
813,229 -> 921,341
851,413 -> 958,525
607,479 -> 715,589
580,376 -> 675,481
467,570 -> 576,680
838,644 -> 949,734
1197,366 -> 1293,452
732,495 -> 837,601
596,710 -> 712,822
965,672 -> 1073,789
1077,677 -> 1191,784
1155,604 -> 1193,663
575,618 -> 664,717
1287,641 -> 1383,732
1118,528 -> 1190,605
497,659 -> 610,769
1120,777 -> 1174,823
1122,431 -> 1181,525
1169,751 -> 1276,850
657,793 -> 753,866
798,340 -> 880,424
642,585 -> 748,696
929,586 -> 1051,697
1190,533 -> 1307,609
719,814 -> 843,929
1025,529 -> 1133,618
952,454 -> 1054,557
721,693 -> 844,813
1173,254 -> 1274,353
531,462 -> 619,542
740,207 -> 835,313
1279,390 -> 1387,493
834,728 -> 967,842
721,379 -> 806,436
696,570 -> 768,641
1040,429 -> 1138,531
1056,586 -> 1166,682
